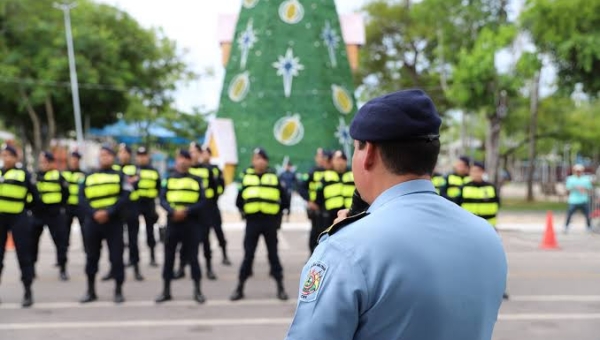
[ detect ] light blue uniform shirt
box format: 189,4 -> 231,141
566,175 -> 593,205
285,180 -> 507,340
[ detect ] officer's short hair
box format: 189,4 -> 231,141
357,139 -> 440,176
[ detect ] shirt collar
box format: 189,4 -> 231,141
368,179 -> 436,213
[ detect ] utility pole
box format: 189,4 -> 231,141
54,2 -> 85,157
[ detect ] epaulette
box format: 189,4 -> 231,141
318,211 -> 370,240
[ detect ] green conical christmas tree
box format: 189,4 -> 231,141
217,0 -> 357,171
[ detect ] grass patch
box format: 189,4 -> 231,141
501,198 -> 566,212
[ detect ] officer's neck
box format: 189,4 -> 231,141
254,168 -> 267,175
363,171 -> 431,204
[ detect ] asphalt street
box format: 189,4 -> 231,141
0,217 -> 598,340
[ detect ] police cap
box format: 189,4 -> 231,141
459,156 -> 471,166
253,147 -> 269,161
349,89 -> 442,142
70,151 -> 82,159
178,149 -> 192,160
119,143 -> 132,154
41,151 -> 55,162
472,161 -> 485,170
202,146 -> 213,155
2,145 -> 18,157
101,145 -> 116,156
136,146 -> 148,155
332,150 -> 347,161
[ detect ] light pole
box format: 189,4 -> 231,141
54,2 -> 85,156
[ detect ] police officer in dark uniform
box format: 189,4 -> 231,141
230,148 -> 290,301
444,156 -> 471,204
31,151 -> 70,281
202,146 -> 230,266
62,151 -> 86,253
306,150 -> 333,254
317,150 -> 355,229
107,144 -> 143,281
79,145 -> 130,303
0,145 -> 39,307
135,147 -> 161,267
155,150 -> 206,303
431,167 -> 447,197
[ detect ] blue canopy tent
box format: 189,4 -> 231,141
88,119 -> 203,145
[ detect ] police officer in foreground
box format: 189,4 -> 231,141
135,147 -> 161,267
0,145 -> 39,307
284,89 -> 507,340
445,156 -> 471,204
31,151 -> 70,281
62,151 -> 87,253
79,146 -> 130,303
155,150 -> 206,303
230,148 -> 289,301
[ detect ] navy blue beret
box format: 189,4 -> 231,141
350,89 -> 442,142
41,151 -> 55,162
472,161 -> 485,170
101,145 -> 116,156
2,145 -> 18,157
322,150 -> 333,160
71,151 -> 82,159
253,147 -> 269,160
178,149 -> 192,160
332,150 -> 347,161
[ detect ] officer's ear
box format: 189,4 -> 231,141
361,141 -> 378,171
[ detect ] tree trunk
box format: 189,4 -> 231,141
485,114 -> 502,187
526,71 -> 541,202
19,88 -> 43,161
44,95 -> 57,150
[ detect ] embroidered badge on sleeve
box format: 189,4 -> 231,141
299,261 -> 327,303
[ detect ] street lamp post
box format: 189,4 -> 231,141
54,2 -> 85,157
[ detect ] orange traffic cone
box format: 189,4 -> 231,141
540,210 -> 560,250
5,231 -> 15,251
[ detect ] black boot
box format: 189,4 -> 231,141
193,281 -> 206,304
276,280 -> 289,301
173,267 -> 185,280
155,280 -> 172,303
230,281 -> 245,301
503,292 -> 509,300
221,246 -> 231,266
80,278 -> 97,303
150,248 -> 158,267
206,261 -> 217,281
134,264 -> 144,281
114,284 -> 125,303
59,265 -> 69,282
101,269 -> 114,281
21,285 -> 33,308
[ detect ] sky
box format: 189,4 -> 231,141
95,0 -> 371,113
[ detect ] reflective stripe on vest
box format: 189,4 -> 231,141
309,170 -> 324,202
322,170 -> 345,211
341,171 -> 355,209
84,173 -> 121,209
121,164 -> 139,201
241,173 -> 281,215
189,166 -> 214,199
37,169 -> 62,204
432,175 -> 446,195
446,174 -> 471,198
212,167 -> 224,195
165,177 -> 200,210
138,169 -> 159,199
62,170 -> 85,205
460,185 -> 498,226
0,168 -> 28,214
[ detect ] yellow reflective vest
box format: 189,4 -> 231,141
460,182 -> 499,227
62,169 -> 85,206
0,168 -> 30,214
321,170 -> 354,211
137,167 -> 160,199
189,165 -> 215,199
308,168 -> 325,202
445,174 -> 471,200
164,176 -> 201,210
36,169 -> 64,205
84,171 -> 122,209
432,173 -> 447,196
120,164 -> 140,201
342,171 -> 355,209
240,172 -> 281,215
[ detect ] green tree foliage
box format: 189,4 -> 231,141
0,0 -> 191,156
522,0 -> 600,96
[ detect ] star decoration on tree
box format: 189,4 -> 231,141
238,19 -> 258,69
321,21 -> 340,67
272,47 -> 305,98
335,117 -> 352,157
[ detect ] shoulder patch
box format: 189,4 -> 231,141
299,261 -> 328,303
